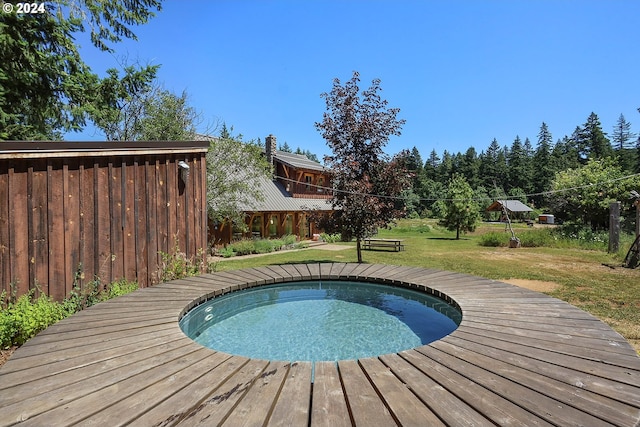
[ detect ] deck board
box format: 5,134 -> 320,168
0,263 -> 638,426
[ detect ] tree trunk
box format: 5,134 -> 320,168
356,238 -> 363,263
456,226 -> 460,240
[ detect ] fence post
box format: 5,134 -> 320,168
608,201 -> 620,253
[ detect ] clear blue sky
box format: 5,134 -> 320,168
69,0 -> 640,161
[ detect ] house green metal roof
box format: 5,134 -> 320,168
242,175 -> 333,212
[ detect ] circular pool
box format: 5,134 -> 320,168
179,280 -> 461,362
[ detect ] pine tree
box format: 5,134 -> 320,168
612,114 -> 635,150
459,147 -> 480,189
507,136 -> 531,193
280,141 -> 292,152
423,149 -> 439,180
582,112 -> 613,161
532,122 -> 554,206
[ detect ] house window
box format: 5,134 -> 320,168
284,215 -> 293,235
251,215 -> 262,238
269,214 -> 278,237
317,177 -> 324,192
305,175 -> 312,191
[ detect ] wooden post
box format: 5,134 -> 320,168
636,201 -> 639,239
608,201 -> 620,253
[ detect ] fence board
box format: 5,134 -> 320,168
134,157 -> 147,286
123,159 -> 137,281
166,158 -> 178,252
9,164 -> 29,297
156,158 -> 168,259
80,159 -> 96,288
0,161 -> 9,294
109,159 -> 124,281
146,158 -> 158,285
48,160 -> 65,301
64,159 -> 81,296
29,160 -> 48,296
95,159 -> 111,286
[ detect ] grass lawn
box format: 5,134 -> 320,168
214,219 -> 640,354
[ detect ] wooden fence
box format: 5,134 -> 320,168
0,141 -> 209,301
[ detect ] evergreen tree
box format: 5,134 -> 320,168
507,135 -> 531,193
532,122 -> 554,206
479,138 -> 500,188
0,1 -> 162,140
437,150 -> 454,183
611,114 -> 635,173
612,113 -> 635,150
459,147 -> 480,189
280,141 -> 292,152
581,112 -> 613,161
636,136 -> 640,173
423,149 -> 440,181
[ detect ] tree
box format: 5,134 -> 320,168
206,127 -> 272,227
579,112 -> 613,161
138,90 -> 200,140
315,71 -> 409,263
438,174 -> 480,239
459,146 -> 480,189
532,122 -> 554,206
507,135 -> 531,193
612,113 -> 635,150
547,158 -> 637,230
0,1 -> 161,140
279,141 -> 292,152
87,64 -> 159,140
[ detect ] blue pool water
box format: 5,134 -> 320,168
180,281 -> 461,362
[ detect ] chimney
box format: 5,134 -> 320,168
265,134 -> 277,166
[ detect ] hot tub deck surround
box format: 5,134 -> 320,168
1,263 -> 639,426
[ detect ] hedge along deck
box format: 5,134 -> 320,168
1,263 -> 639,426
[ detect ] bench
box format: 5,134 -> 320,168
362,238 -> 404,252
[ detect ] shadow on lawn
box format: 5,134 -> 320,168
426,237 -> 471,241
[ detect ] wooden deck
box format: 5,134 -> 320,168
1,263 -> 639,426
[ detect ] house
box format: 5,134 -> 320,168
486,199 -> 533,222
210,135 -> 334,244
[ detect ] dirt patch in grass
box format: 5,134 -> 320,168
502,278 -> 560,293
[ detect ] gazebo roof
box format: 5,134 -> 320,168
486,199 -> 533,213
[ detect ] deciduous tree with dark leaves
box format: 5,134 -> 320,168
315,71 -> 410,263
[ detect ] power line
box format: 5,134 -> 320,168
274,172 -> 640,203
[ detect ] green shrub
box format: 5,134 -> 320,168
1,278 -> 139,350
1,292 -> 67,347
320,233 -> 341,243
218,246 -> 235,258
254,239 -> 275,254
478,232 -> 507,247
230,239 -> 255,256
517,229 -> 555,248
282,234 -> 297,246
103,279 -> 139,299
270,239 -> 285,250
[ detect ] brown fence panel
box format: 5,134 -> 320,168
0,141 -> 209,301
0,162 -> 9,292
